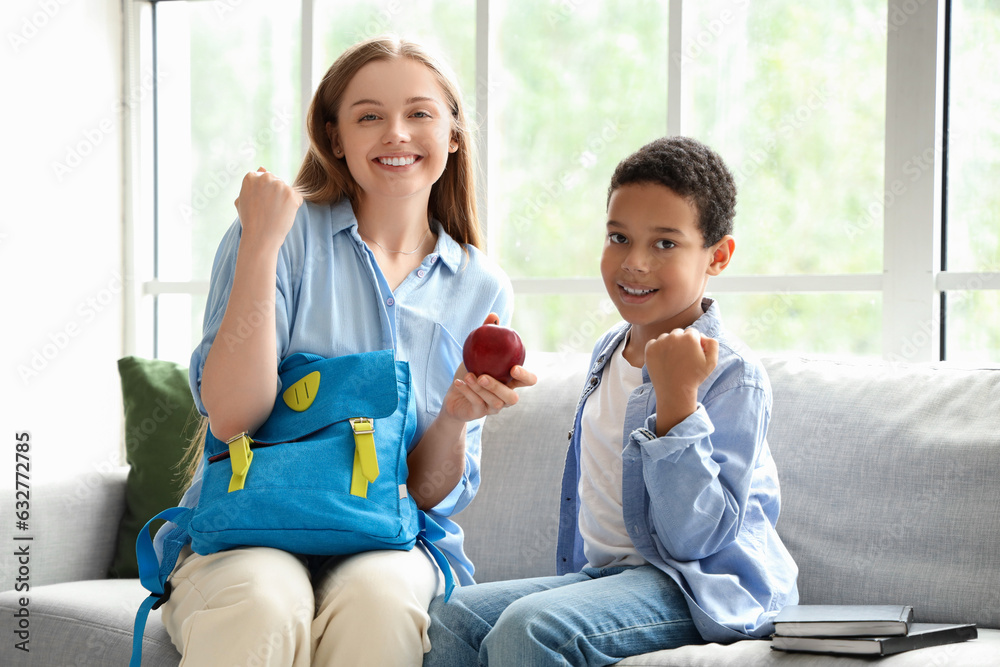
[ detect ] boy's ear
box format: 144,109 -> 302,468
707,235 -> 735,276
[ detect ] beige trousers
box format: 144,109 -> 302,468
161,544 -> 446,667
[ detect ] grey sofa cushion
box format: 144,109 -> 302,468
0,579 -> 179,666
0,468 -> 127,593
763,356 -> 1000,629
461,350 -> 587,584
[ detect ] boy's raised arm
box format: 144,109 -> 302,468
645,329 -> 719,437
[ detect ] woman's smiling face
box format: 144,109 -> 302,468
332,57 -> 456,205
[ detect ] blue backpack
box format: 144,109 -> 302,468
130,350 -> 453,666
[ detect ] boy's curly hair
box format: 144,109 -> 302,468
607,136 -> 737,247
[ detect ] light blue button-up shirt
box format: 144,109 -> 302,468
177,198 -> 513,584
557,299 -> 799,642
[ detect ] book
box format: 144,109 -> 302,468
771,623 -> 978,656
773,604 -> 914,637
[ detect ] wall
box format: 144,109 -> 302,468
1,0 -> 125,485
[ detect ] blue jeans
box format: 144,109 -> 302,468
424,565 -> 703,667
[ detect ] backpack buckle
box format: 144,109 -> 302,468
150,580 -> 173,611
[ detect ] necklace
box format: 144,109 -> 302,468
359,227 -> 431,255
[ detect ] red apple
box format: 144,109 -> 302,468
462,323 -> 525,385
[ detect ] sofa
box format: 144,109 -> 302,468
3,350 -> 999,666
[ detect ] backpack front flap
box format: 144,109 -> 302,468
190,349 -> 419,556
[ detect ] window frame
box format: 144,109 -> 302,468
123,0 -> 1000,363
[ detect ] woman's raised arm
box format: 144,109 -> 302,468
200,168 -> 302,440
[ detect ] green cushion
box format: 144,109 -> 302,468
109,356 -> 200,578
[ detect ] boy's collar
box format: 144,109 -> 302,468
695,297 -> 721,338
593,297 -> 722,373
625,296 -> 721,340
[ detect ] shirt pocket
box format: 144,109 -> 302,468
425,322 -> 464,417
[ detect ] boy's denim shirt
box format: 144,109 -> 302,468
557,299 -> 800,643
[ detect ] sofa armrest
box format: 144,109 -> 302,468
1,466 -> 128,591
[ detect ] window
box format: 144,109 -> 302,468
680,1 -> 886,357
127,0 -> 304,363
944,0 -> 1000,362
490,0 -> 670,352
125,0 -> 1000,365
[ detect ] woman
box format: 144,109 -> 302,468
160,35 -> 535,666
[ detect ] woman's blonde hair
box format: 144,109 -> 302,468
179,417 -> 208,489
294,35 -> 483,249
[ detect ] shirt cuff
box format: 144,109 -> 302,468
631,404 -> 714,460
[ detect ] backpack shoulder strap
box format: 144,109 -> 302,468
131,506 -> 192,667
417,511 -> 455,601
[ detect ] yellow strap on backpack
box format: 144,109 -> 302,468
350,418 -> 379,498
227,432 -> 254,492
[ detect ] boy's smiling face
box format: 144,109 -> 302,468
601,183 -> 733,342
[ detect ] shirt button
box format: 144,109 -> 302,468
430,255 -> 438,264
417,269 -> 426,278
589,377 -> 598,386
386,297 -> 394,307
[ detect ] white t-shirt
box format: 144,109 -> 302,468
577,337 -> 649,568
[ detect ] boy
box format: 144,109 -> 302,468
424,136 -> 799,666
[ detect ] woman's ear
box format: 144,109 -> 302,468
325,122 -> 343,157
707,235 -> 735,276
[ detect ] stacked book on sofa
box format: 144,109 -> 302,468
770,605 -> 978,656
